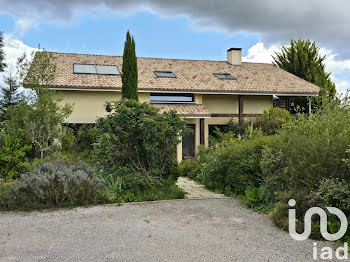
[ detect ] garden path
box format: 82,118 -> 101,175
176,177 -> 227,198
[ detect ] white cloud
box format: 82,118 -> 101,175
15,19 -> 39,36
0,34 -> 38,88
243,42 -> 350,94
1,0 -> 350,56
242,42 -> 279,63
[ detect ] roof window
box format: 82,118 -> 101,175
213,73 -> 236,80
154,71 -> 176,78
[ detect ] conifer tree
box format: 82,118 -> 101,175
121,31 -> 138,100
273,39 -> 336,97
0,71 -> 21,121
0,31 -> 6,72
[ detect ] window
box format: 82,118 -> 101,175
154,71 -> 176,78
150,93 -> 194,103
213,73 -> 236,80
73,64 -> 120,76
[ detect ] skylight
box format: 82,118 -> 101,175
213,73 -> 236,80
73,64 -> 120,76
154,71 -> 176,78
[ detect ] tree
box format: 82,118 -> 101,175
96,100 -> 186,177
273,39 -> 336,97
18,51 -> 72,159
121,31 -> 138,100
0,128 -> 32,179
0,70 -> 22,121
0,31 -> 6,72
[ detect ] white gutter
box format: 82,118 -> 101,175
50,87 -> 318,97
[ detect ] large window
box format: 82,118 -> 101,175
150,93 -> 194,103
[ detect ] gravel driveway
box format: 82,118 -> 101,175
0,198 -> 329,262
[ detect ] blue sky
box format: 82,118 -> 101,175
1,1 -> 350,93
0,11 -> 259,60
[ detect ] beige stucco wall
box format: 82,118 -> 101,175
202,94 -> 238,114
243,95 -> 273,114
58,90 -> 273,161
58,90 -> 150,123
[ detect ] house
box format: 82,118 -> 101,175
44,48 -> 319,161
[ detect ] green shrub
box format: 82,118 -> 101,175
8,159 -> 107,210
255,107 -> 291,135
102,167 -> 185,202
95,99 -> 187,178
269,202 -> 290,230
226,120 -> 250,137
0,180 -> 15,211
76,124 -> 96,153
61,128 -> 75,152
274,97 -> 350,191
179,158 -> 201,179
260,146 -> 288,202
317,178 -> 350,216
239,186 -> 267,209
197,130 -> 276,195
0,128 -> 32,179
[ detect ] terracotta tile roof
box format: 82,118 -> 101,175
45,52 -> 319,95
152,103 -> 211,117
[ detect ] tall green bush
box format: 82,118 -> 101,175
271,97 -> 350,191
197,130 -> 277,195
95,99 -> 187,178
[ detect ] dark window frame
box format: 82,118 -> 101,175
150,93 -> 194,103
213,73 -> 236,80
73,64 -> 121,76
154,71 -> 177,78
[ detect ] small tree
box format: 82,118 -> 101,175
0,70 -> 22,121
96,100 -> 186,177
273,39 -> 336,97
18,51 -> 72,159
121,31 -> 138,101
0,31 -> 6,72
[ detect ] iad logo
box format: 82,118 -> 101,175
288,199 -> 348,241
288,199 -> 349,260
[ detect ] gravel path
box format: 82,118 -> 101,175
0,198 -> 330,262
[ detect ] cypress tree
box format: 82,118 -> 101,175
122,31 -> 138,101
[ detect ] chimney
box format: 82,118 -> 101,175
227,48 -> 242,65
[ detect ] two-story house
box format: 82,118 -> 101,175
43,48 -> 319,161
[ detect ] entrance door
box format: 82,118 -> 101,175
182,124 -> 195,160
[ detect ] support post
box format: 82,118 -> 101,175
308,97 -> 312,114
200,118 -> 204,145
239,95 -> 244,123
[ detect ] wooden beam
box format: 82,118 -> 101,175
239,95 -> 244,123
200,118 -> 205,145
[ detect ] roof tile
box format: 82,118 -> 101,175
46,52 -> 319,95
